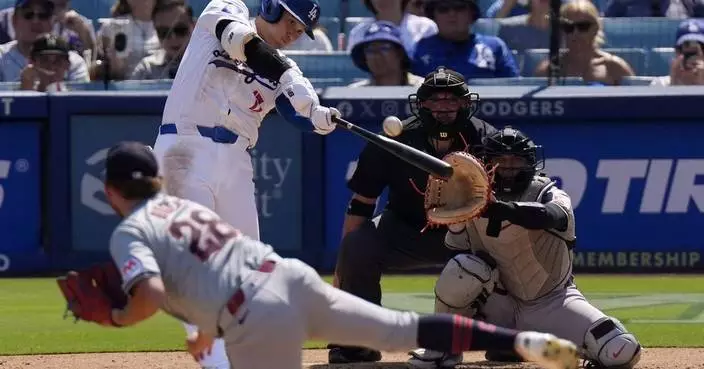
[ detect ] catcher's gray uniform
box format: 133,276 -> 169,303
109,193 -> 420,369
434,176 -> 642,368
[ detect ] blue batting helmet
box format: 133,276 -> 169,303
259,0 -> 321,40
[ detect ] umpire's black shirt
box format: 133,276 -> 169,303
348,116 -> 498,231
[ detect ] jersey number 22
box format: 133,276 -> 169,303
169,210 -> 239,262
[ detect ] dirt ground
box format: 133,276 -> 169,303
0,348 -> 702,369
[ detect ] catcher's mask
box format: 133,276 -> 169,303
409,66 -> 480,141
483,126 -> 544,194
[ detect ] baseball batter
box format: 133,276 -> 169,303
408,127 -> 642,369
102,141 -> 580,369
151,0 -> 338,366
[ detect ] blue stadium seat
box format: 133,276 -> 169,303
284,51 -> 365,83
467,77 -> 591,86
473,19 -> 500,36
318,17 -> 340,35
604,48 -> 648,75
110,80 -> 174,91
344,16 -> 370,36
522,49 -> 548,77
621,76 -> 656,85
0,82 -> 18,91
648,47 -> 675,76
602,18 -> 680,49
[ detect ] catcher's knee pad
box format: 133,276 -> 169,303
434,252 -> 498,316
583,316 -> 641,368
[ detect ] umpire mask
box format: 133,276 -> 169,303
409,67 -> 479,141
483,127 -> 544,194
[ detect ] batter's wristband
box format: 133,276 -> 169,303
346,198 -> 375,217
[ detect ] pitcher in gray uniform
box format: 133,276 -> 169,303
100,141 -> 580,369
408,127 -> 642,369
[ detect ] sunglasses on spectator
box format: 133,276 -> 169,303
156,24 -> 190,40
364,43 -> 396,56
20,10 -> 52,21
435,3 -> 470,13
561,21 -> 593,33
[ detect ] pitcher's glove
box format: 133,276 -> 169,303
424,151 -> 495,227
56,261 -> 128,327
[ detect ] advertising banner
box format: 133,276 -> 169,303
322,90 -> 704,272
528,121 -> 704,272
68,114 -> 303,253
0,122 -> 45,273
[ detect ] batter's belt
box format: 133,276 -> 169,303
160,123 -> 240,144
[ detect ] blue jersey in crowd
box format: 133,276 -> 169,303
411,33 -> 520,80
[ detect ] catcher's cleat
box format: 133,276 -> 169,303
408,348 -> 462,368
327,345 -> 382,364
514,332 -> 579,369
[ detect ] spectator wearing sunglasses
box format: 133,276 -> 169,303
0,0 -> 87,82
651,19 -> 704,86
129,0 -> 194,80
0,1 -> 95,57
348,21 -> 424,87
534,0 -> 634,85
412,0 -> 520,80
347,0 -> 437,57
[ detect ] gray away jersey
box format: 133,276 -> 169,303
109,193 -> 276,337
446,176 -> 577,301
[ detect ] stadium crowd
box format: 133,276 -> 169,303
0,0 -> 702,91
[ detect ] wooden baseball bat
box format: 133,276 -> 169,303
332,116 -> 454,179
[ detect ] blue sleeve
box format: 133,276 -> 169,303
495,39 -> 520,77
410,40 -> 433,77
274,94 -> 315,132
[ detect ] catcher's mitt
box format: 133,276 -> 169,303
56,261 -> 128,327
424,151 -> 495,227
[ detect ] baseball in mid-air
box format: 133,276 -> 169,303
383,116 -> 403,137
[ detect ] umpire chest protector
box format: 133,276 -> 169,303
463,175 -> 576,301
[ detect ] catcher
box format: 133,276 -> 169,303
56,141 -> 581,369
408,127 -> 642,369
329,66 -> 496,364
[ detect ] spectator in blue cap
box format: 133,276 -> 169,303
347,0 -> 437,57
652,19 -> 704,86
349,21 -> 424,87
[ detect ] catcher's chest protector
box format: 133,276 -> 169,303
465,176 -> 574,301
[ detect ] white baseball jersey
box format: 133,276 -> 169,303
109,193 -> 276,338
163,0 -> 304,147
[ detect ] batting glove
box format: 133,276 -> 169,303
311,106 -> 340,135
